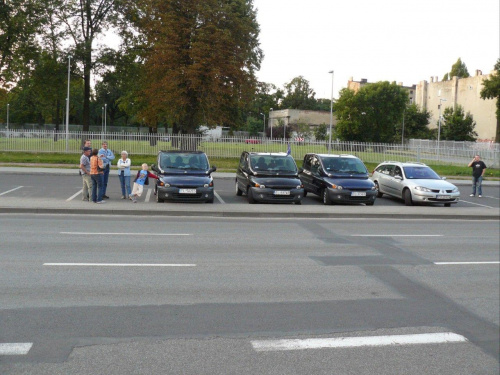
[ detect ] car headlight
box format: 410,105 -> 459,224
297,185 -> 302,189
414,186 -> 432,192
371,186 -> 376,190
254,182 -> 265,188
204,183 -> 209,188
159,181 -> 170,187
452,187 -> 459,193
331,184 -> 343,190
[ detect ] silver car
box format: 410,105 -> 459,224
371,161 -> 460,206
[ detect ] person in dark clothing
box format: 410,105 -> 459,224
468,154 -> 487,197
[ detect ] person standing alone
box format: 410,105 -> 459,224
117,151 -> 132,199
468,154 -> 487,197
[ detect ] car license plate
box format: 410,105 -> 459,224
351,192 -> 366,197
436,195 -> 451,199
274,190 -> 290,195
179,188 -> 196,194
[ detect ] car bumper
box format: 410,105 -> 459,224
411,191 -> 460,204
327,188 -> 378,204
249,187 -> 304,203
157,186 -> 214,202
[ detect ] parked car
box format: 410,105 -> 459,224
371,161 -> 460,206
235,152 -> 304,204
299,153 -> 377,205
151,150 -> 216,203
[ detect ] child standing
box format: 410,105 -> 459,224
130,163 -> 158,203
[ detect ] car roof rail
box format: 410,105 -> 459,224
407,161 -> 427,165
382,160 -> 401,164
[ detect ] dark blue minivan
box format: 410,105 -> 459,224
299,153 -> 377,205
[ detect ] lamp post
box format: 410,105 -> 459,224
6,103 -> 9,137
328,70 -> 334,153
104,103 -> 107,135
401,109 -> 405,146
269,108 -> 273,141
101,107 -> 104,134
260,112 -> 265,135
65,56 -> 71,152
437,98 -> 447,161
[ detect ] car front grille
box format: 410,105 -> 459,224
172,193 -> 203,199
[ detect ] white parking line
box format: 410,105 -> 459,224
214,191 -> 225,204
251,332 -> 467,352
460,199 -> 495,209
44,263 -> 196,267
145,188 -> 152,203
60,232 -> 190,236
434,261 -> 500,265
66,189 -> 83,201
351,234 -> 443,237
0,186 -> 23,196
0,343 -> 33,355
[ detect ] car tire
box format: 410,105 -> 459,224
235,181 -> 243,196
444,203 -> 451,207
322,189 -> 332,205
156,194 -> 164,203
404,189 -> 413,206
303,190 -> 308,197
374,181 -> 383,198
295,200 -> 302,205
207,197 -> 214,203
247,187 -> 256,204
366,201 -> 374,206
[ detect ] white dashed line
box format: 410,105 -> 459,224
0,343 -> 33,355
460,200 -> 495,209
214,191 -> 225,204
351,234 -> 443,237
251,332 -> 468,352
60,232 -> 191,236
434,261 -> 500,265
0,186 -> 23,196
66,189 -> 83,201
44,263 -> 196,267
145,188 -> 152,202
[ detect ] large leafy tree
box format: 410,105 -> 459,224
395,104 -> 432,143
442,58 -> 470,81
334,82 -> 408,142
135,0 -> 262,134
480,59 -> 500,142
280,76 -> 317,110
441,105 -> 477,141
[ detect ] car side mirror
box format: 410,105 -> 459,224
395,175 -> 402,180
151,164 -> 160,173
209,165 -> 217,174
441,176 -> 447,180
298,167 -> 303,174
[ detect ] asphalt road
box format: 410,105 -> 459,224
0,214 -> 498,374
0,174 -> 499,209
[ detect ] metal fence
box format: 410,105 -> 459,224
0,129 -> 498,168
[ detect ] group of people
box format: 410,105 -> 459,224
79,140 -> 157,204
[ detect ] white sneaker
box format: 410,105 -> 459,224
469,194 -> 474,197
96,201 -> 106,204
478,195 -> 482,198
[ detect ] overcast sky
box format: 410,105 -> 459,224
253,0 -> 499,99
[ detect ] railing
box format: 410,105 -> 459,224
0,129 -> 498,168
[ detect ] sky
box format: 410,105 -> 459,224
252,0 -> 500,99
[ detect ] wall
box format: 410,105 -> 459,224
268,109 -> 334,129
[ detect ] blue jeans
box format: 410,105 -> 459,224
472,176 -> 483,196
102,165 -> 110,196
119,173 -> 131,197
91,174 -> 104,202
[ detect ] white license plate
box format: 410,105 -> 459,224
351,192 -> 366,197
274,190 -> 290,195
436,195 -> 451,199
179,189 -> 197,194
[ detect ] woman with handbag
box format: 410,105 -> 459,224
117,151 -> 132,199
90,149 -> 105,204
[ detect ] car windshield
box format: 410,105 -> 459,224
321,157 -> 367,174
403,166 -> 440,179
249,155 -> 297,173
159,153 -> 209,171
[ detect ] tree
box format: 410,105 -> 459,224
480,59 -> 500,142
294,122 -> 312,140
135,0 -> 262,134
280,76 -> 317,110
441,105 -> 477,141
394,104 -> 432,142
313,123 -> 328,141
334,82 -> 408,142
442,58 -> 470,81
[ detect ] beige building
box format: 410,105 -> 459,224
268,109 -> 335,130
415,70 -> 497,141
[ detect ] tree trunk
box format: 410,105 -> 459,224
82,42 -> 92,132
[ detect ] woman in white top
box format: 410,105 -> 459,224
117,151 -> 132,199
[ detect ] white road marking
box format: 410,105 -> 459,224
460,199 -> 495,209
351,234 -> 443,237
44,263 -> 196,267
66,189 -> 83,201
434,261 -> 500,265
482,195 -> 500,200
145,188 -> 152,203
0,186 -> 23,196
60,232 -> 191,236
214,191 -> 225,204
0,343 -> 33,355
251,332 -> 467,352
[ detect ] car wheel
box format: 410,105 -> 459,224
295,200 -> 302,205
322,189 -> 332,205
207,197 -> 214,203
366,201 -> 374,206
235,181 -> 243,196
404,189 -> 413,206
303,190 -> 308,197
156,194 -> 164,203
444,203 -> 451,207
374,181 -> 383,198
247,187 -> 256,204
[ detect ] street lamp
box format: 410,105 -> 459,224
269,108 -> 273,141
437,98 -> 447,160
260,112 -> 265,135
104,103 -> 107,134
65,56 -> 71,152
101,106 -> 104,133
6,103 -> 9,137
401,109 -> 406,146
328,70 -> 334,154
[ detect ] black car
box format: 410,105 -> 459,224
151,150 -> 216,203
235,152 -> 304,204
299,153 -> 377,205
